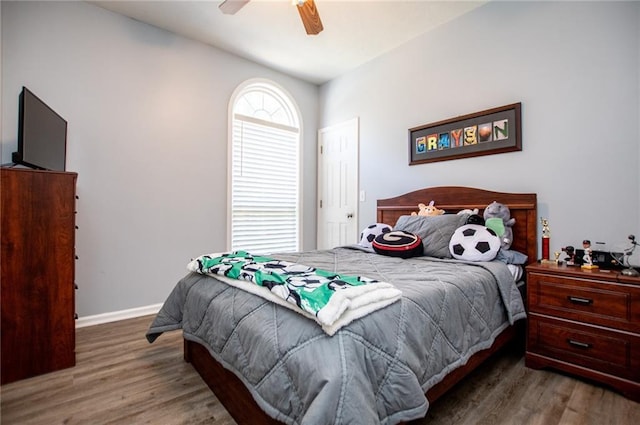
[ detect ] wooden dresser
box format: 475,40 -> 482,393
525,263 -> 640,401
1,167 -> 77,384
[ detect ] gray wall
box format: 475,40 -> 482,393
1,1 -> 319,317
2,1 -> 639,319
319,1 -> 640,264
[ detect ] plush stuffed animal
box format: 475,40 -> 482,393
411,200 -> 445,217
483,201 -> 516,250
457,208 -> 479,216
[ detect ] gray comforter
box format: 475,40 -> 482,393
146,247 -> 526,425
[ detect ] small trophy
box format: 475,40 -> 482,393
540,218 -> 555,264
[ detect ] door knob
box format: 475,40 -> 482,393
347,213 -> 354,219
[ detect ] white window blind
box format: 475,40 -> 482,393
231,113 -> 300,254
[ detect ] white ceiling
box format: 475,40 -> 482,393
90,0 -> 487,85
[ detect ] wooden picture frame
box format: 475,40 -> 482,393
409,102 -> 522,165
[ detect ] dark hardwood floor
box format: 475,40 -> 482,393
1,315 -> 638,424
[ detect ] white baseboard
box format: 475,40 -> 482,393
76,303 -> 162,328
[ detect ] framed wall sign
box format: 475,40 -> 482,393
409,102 -> 521,165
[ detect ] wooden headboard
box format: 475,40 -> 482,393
377,186 -> 538,264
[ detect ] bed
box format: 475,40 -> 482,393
147,186 -> 537,425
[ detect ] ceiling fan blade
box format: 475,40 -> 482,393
219,0 -> 250,15
297,0 -> 323,35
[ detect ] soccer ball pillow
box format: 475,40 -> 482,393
359,223 -> 392,249
449,224 -> 500,262
372,230 -> 423,258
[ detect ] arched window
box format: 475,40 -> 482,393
228,80 -> 301,254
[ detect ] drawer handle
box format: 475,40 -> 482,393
567,339 -> 591,349
567,296 -> 593,305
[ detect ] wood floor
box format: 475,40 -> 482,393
1,315 -> 638,425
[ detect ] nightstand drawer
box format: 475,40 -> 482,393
528,272 -> 640,332
528,315 -> 640,381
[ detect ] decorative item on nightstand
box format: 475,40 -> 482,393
561,245 -> 576,266
580,239 -> 599,270
612,235 -> 640,277
539,218 -> 554,264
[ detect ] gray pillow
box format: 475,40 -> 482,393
394,214 -> 469,258
495,249 -> 528,265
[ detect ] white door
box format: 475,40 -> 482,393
317,118 -> 359,249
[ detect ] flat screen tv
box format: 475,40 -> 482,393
12,87 -> 67,171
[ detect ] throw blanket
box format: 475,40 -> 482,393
187,251 -> 402,335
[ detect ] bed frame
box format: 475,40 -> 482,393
184,186 -> 537,425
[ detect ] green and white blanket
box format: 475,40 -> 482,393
187,250 -> 402,335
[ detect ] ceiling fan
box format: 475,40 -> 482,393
219,0 -> 324,35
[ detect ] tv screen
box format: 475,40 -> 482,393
13,87 -> 67,171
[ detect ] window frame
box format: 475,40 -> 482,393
227,79 -> 303,253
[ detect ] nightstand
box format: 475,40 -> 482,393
525,263 -> 640,401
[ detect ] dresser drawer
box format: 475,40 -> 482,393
528,315 -> 640,382
528,272 -> 640,332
